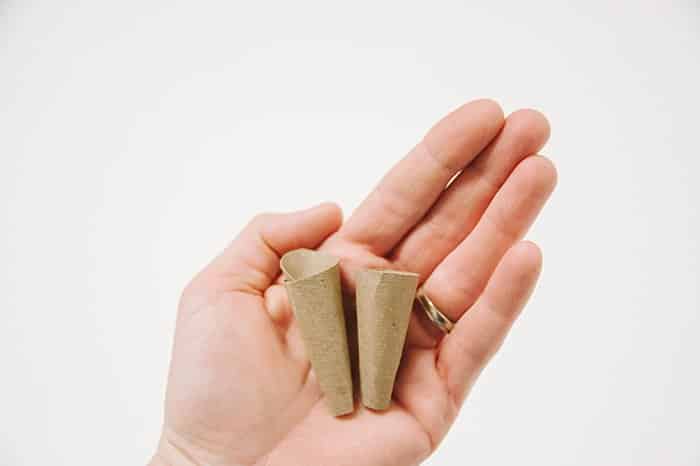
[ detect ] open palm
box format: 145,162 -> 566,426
151,99 -> 557,466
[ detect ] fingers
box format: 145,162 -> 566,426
437,241 -> 543,406
420,155 -> 557,324
201,202 -> 343,295
337,99 -> 505,255
391,109 -> 550,280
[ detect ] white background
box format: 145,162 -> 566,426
1,1 -> 699,465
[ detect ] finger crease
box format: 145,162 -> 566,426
419,139 -> 461,177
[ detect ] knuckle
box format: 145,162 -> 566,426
178,271 -> 214,313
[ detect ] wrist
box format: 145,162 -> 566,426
148,453 -> 169,466
149,434 -> 198,466
150,430 -> 255,466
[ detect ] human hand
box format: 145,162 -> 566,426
151,99 -> 557,466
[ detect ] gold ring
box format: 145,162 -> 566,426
416,288 -> 454,334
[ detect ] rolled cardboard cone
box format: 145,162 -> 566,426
356,269 -> 419,410
280,249 -> 354,416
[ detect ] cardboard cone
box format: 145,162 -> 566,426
355,269 -> 419,410
280,249 -> 354,416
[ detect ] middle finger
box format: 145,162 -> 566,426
391,109 -> 550,280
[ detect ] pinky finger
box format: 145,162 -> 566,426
437,241 -> 543,406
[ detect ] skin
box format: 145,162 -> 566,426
150,99 -> 558,466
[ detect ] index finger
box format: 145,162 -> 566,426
337,99 -> 504,255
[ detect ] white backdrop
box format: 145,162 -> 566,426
1,1 -> 699,465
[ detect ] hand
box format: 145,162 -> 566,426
151,99 -> 557,466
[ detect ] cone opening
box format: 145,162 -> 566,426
357,269 -> 419,278
280,248 -> 340,281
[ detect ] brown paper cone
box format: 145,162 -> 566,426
280,249 -> 354,416
355,269 -> 419,410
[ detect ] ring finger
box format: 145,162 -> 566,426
414,154 -> 557,343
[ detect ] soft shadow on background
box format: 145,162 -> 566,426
1,1 -> 698,465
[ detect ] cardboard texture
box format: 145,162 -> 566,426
280,249 -> 354,416
356,269 -> 419,410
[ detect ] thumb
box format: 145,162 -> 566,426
201,202 -> 343,295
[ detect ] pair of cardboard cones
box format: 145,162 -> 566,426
281,248 -> 418,416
